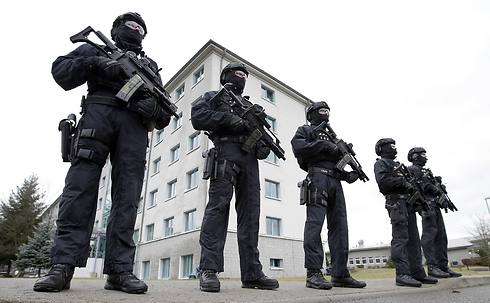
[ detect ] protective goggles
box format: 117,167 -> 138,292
318,108 -> 330,115
234,70 -> 248,78
124,20 -> 145,35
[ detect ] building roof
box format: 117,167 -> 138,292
164,39 -> 313,105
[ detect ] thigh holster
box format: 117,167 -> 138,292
298,177 -> 328,207
212,159 -> 240,186
74,128 -> 110,166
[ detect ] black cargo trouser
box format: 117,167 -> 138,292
303,171 -> 350,278
199,142 -> 263,282
421,205 -> 448,270
385,198 -> 427,278
51,103 -> 148,274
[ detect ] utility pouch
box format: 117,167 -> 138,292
241,129 -> 262,153
58,113 -> 77,162
298,178 -> 310,205
202,148 -> 217,180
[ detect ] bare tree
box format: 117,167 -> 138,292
470,217 -> 490,269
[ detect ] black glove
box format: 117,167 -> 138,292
155,112 -> 171,130
255,141 -> 271,160
343,171 -> 359,184
322,141 -> 340,155
86,56 -> 126,82
133,97 -> 162,120
405,182 -> 414,194
229,115 -> 249,132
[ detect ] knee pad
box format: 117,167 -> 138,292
74,128 -> 110,166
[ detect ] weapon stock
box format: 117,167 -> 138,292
395,163 -> 430,212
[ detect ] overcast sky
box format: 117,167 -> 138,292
1,0 -> 489,248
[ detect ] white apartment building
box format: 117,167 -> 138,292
45,40 -> 322,279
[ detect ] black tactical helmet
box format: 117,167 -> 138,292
220,62 -> 249,85
375,138 -> 396,156
407,147 -> 427,162
111,12 -> 147,40
306,101 -> 330,121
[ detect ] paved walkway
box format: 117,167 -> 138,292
0,276 -> 489,303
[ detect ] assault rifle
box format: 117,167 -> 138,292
318,121 -> 369,182
423,169 -> 458,213
211,85 -> 286,160
395,163 -> 430,212
70,26 -> 178,118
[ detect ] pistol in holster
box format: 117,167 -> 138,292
298,178 -> 311,205
202,147 -> 218,180
58,113 -> 77,162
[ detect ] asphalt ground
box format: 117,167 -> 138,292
0,275 -> 489,303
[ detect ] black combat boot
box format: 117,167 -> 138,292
306,270 -> 332,290
396,274 -> 422,287
331,276 -> 367,288
199,270 -> 220,292
443,268 -> 462,278
428,265 -> 450,278
104,272 -> 148,294
413,275 -> 438,284
242,275 -> 279,290
33,264 -> 74,292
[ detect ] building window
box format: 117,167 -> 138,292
193,66 -> 204,85
155,129 -> 164,145
137,197 -> 143,213
266,217 -> 281,236
265,152 -> 278,164
349,258 -> 354,265
164,217 -> 174,237
170,144 -> 180,163
265,115 -> 277,133
167,179 -> 177,199
368,257 -> 374,264
142,260 -> 150,280
152,157 -> 161,175
172,112 -> 183,131
375,256 -> 381,264
362,257 -> 367,264
160,258 -> 170,279
186,168 -> 199,190
188,132 -> 200,151
382,256 -> 388,263
97,198 -> 103,210
185,209 -> 197,231
181,255 -> 193,278
133,229 -> 139,243
149,189 -> 158,207
270,258 -> 283,269
145,223 -> 154,241
261,85 -> 275,103
100,176 -> 106,188
355,258 -> 360,265
176,84 -> 185,100
265,180 -> 280,199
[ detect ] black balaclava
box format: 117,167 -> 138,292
113,25 -> 144,52
380,144 -> 397,159
307,101 -> 330,126
223,70 -> 246,94
376,138 -> 397,159
408,147 -> 428,167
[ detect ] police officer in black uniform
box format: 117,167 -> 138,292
291,102 -> 366,290
191,62 -> 279,292
33,12 -> 171,293
374,139 -> 438,287
407,147 -> 462,278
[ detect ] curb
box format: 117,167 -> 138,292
275,276 -> 490,303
